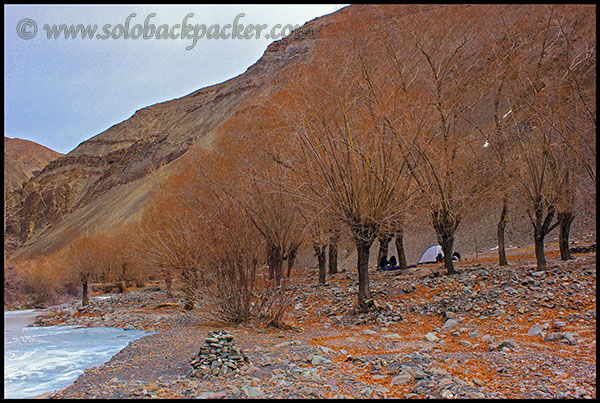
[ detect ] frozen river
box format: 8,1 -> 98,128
4,309 -> 148,399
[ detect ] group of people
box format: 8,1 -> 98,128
436,252 -> 462,263
378,250 -> 462,269
378,255 -> 398,268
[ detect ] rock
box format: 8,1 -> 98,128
363,329 -> 377,335
430,367 -> 449,376
473,378 -> 484,386
527,323 -> 543,336
318,345 -> 336,355
424,332 -> 439,343
469,329 -> 481,338
359,387 -> 373,396
499,340 -> 518,349
390,374 -> 412,385
489,339 -> 518,352
412,369 -> 428,379
469,392 -> 486,398
441,319 -> 459,330
197,391 -> 227,399
310,355 -> 332,365
241,386 -> 263,398
563,332 -> 577,345
382,333 -> 401,339
441,390 -> 454,398
552,320 -> 566,329
544,333 -> 565,342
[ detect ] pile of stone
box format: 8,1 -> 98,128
189,330 -> 250,378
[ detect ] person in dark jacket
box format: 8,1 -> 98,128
379,256 -> 389,268
388,255 -> 397,267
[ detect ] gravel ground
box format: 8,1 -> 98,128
34,252 -> 595,399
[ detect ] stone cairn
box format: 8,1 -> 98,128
189,330 -> 251,378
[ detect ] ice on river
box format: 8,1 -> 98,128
4,309 -> 148,399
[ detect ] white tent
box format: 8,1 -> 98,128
418,245 -> 443,264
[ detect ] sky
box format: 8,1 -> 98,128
4,4 -> 346,154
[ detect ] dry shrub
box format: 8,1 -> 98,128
201,261 -> 256,324
201,266 -> 293,327
10,256 -> 78,307
252,285 -> 293,329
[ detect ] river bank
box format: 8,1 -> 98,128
28,250 -> 596,399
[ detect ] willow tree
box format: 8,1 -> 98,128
65,233 -> 103,306
213,108 -> 305,287
385,6 -> 496,274
278,39 -> 416,311
501,5 -> 595,267
140,166 -> 207,310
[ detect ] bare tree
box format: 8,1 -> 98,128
64,233 -> 103,306
501,5 -> 595,267
279,41 -> 415,310
386,6 -> 495,274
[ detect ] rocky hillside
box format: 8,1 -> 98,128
4,137 -> 62,192
5,4 -> 596,260
4,7 -> 328,258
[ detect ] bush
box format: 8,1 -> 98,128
8,256 -> 79,307
201,259 -> 292,327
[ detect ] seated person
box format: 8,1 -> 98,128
436,253 -> 444,263
379,256 -> 389,268
388,255 -> 397,267
452,251 -> 461,262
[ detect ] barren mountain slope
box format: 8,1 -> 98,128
4,137 -> 63,191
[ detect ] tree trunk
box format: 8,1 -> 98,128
81,277 -> 89,306
314,244 -> 327,284
395,227 -> 407,271
377,235 -> 392,266
328,241 -> 338,275
182,266 -> 196,311
355,238 -> 373,311
287,243 -> 299,277
268,247 -> 275,280
558,211 -> 575,260
497,195 -> 508,266
432,210 -> 459,275
439,234 -> 456,275
164,270 -> 173,297
534,232 -> 547,270
268,245 -> 283,287
530,203 -> 558,270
